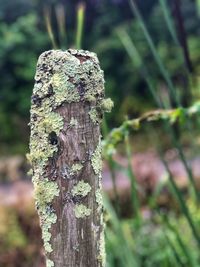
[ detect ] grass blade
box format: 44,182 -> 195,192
161,155 -> 200,248
117,27 -> 162,108
104,194 -> 139,267
128,0 -> 179,106
159,0 -> 179,45
44,6 -> 57,49
163,229 -> 185,267
124,132 -> 141,226
75,2 -> 85,49
55,4 -> 67,48
164,216 -> 198,267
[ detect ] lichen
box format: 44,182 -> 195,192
51,73 -> 80,105
101,98 -> 114,113
97,230 -> 106,266
46,259 -> 54,267
71,163 -> 83,174
91,140 -> 102,175
72,180 -> 91,197
85,94 -> 96,103
33,178 -> 59,253
34,179 -> 59,208
89,108 -> 99,124
95,189 -> 103,211
74,204 -> 91,218
69,117 -> 78,127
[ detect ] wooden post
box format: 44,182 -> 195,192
28,50 -> 113,267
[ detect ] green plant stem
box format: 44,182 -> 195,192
159,0 -> 179,45
165,122 -> 199,202
55,4 -> 67,48
162,214 -> 197,267
163,229 -> 185,267
124,132 -> 141,226
44,6 -> 57,49
102,117 -> 120,214
76,3 -> 85,49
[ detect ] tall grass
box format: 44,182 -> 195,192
103,1 -> 200,266
44,3 -> 85,49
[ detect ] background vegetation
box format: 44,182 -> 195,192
1,0 -> 200,266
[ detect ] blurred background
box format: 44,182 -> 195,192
1,0 -> 200,266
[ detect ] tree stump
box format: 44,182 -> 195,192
28,50 -> 113,267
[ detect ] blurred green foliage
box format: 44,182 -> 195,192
1,1 -> 200,266
1,0 -> 200,154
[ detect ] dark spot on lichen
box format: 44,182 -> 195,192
49,131 -> 58,145
47,84 -> 54,96
32,113 -> 38,121
49,169 -> 58,181
31,94 -> 42,107
77,82 -> 85,99
71,195 -> 83,204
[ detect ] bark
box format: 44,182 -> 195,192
29,49 -> 109,267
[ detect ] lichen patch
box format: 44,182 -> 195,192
89,108 -> 99,124
72,180 -> 91,197
46,259 -> 54,267
71,163 -> 83,175
97,230 -> 106,266
91,141 -> 102,175
74,204 -> 91,218
95,189 -> 103,211
69,117 -> 78,127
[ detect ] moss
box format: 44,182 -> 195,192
74,204 -> 91,218
72,180 -> 91,197
101,98 -> 114,113
91,140 -> 102,175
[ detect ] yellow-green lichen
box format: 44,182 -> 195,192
89,108 -> 99,124
74,204 -> 91,218
69,117 -> 78,127
72,180 -> 91,197
39,112 -> 64,135
34,179 -> 59,209
95,189 -> 103,211
85,94 -> 96,103
101,98 -> 114,113
46,259 -> 54,267
51,73 -> 80,105
97,230 -> 106,266
34,178 -> 59,253
71,163 -> 83,174
91,141 -> 102,175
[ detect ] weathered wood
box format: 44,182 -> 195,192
28,50 -> 113,267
